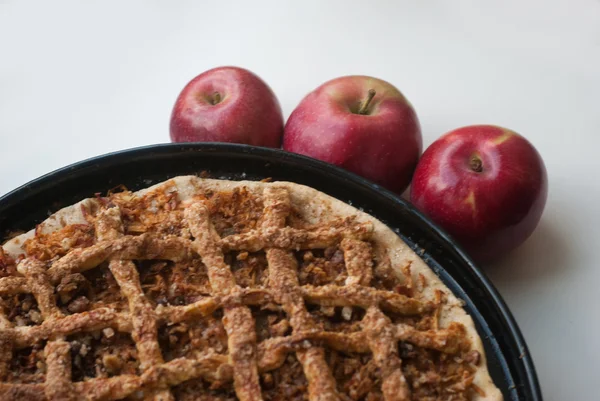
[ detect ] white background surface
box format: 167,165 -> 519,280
1,1 -> 599,399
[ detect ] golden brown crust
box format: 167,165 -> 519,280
185,203 -> 262,401
44,340 -> 75,401
0,176 -> 502,401
262,187 -> 339,401
95,207 -> 172,401
363,307 -> 410,401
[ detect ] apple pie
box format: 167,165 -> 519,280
0,176 -> 502,400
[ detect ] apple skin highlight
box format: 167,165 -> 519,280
170,66 -> 284,148
410,125 -> 548,263
283,75 -> 422,194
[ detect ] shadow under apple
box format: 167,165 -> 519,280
482,217 -> 576,401
484,218 -> 570,287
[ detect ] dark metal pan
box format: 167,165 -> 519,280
0,143 -> 542,401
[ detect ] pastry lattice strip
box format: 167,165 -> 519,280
95,207 -> 172,401
184,202 -> 263,401
0,185 -> 468,401
260,187 -> 339,400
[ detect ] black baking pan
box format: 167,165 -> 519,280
0,143 -> 542,401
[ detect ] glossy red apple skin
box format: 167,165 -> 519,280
410,125 -> 548,263
283,76 -> 422,194
170,66 -> 284,147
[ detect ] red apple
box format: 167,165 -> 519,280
283,76 -> 422,193
410,125 -> 548,263
170,66 -> 284,147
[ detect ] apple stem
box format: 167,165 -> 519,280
470,156 -> 483,173
212,92 -> 221,105
358,89 -> 376,115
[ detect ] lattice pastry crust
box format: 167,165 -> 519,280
0,177 -> 502,401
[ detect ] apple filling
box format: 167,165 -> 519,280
158,311 -> 228,362
1,293 -> 43,327
6,341 -> 47,384
139,259 -> 212,306
68,330 -> 139,382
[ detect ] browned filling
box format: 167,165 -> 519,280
1,293 -> 42,326
56,272 -> 93,314
308,305 -> 365,333
297,248 -> 347,286
110,185 -> 185,237
83,265 -> 128,312
227,251 -> 269,288
261,354 -> 308,401
401,345 -> 478,401
206,187 -> 265,237
7,341 -> 46,384
53,265 -> 129,314
328,351 -> 380,401
253,307 -> 292,342
0,247 -> 17,277
24,224 -> 95,261
158,310 -> 228,361
139,259 -> 211,306
172,377 -> 237,401
69,330 -> 139,382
